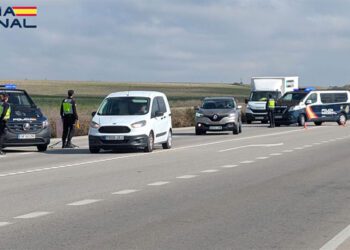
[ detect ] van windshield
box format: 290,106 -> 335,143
249,91 -> 280,101
202,99 -> 235,109
98,97 -> 150,116
0,90 -> 35,107
281,92 -> 308,102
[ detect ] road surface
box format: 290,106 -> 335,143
0,124 -> 350,250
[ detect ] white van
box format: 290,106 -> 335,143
89,91 -> 172,153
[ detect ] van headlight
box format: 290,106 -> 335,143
90,121 -> 101,129
131,120 -> 147,128
196,112 -> 204,118
42,120 -> 49,128
228,113 -> 236,118
289,106 -> 303,111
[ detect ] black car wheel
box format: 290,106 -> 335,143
37,144 -> 48,152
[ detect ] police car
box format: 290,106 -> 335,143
0,84 -> 51,151
274,88 -> 350,126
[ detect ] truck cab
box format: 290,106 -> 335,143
245,77 -> 298,124
0,84 -> 51,152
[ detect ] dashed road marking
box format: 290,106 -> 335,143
201,169 -> 219,173
295,147 -> 304,150
221,165 -> 239,168
320,224 -> 350,250
112,189 -> 139,195
148,181 -> 170,186
322,141 -> 329,143
176,175 -> 198,179
240,160 -> 255,164
219,143 -> 284,153
304,145 -> 313,148
0,222 -> 12,227
283,150 -> 294,153
67,199 -> 101,206
313,142 -> 321,145
270,153 -> 282,156
256,156 -> 269,160
14,211 -> 52,219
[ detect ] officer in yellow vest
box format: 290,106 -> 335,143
0,93 -> 11,155
266,94 -> 276,128
60,90 -> 78,148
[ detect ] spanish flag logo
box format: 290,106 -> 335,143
12,6 -> 37,17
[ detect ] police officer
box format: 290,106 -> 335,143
0,94 -> 11,155
266,94 -> 276,128
60,90 -> 78,148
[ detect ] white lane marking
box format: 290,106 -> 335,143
329,139 -> 336,142
201,169 -> 219,173
0,222 -> 12,227
148,181 -> 170,186
112,189 -> 139,195
219,143 -> 284,153
176,175 -> 197,179
294,147 -> 304,150
256,156 -> 269,160
322,141 -> 329,143
320,224 -> 350,250
14,211 -> 52,219
240,160 -> 255,164
270,153 -> 282,156
283,150 -> 294,153
67,199 -> 101,206
0,127 -> 326,178
313,142 -> 321,145
221,165 -> 239,168
304,145 -> 313,148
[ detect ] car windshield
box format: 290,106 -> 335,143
281,92 -> 308,102
202,99 -> 235,109
249,91 -> 280,101
0,91 -> 35,107
98,97 -> 150,116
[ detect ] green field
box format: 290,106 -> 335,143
1,80 -> 251,136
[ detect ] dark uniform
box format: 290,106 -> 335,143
0,95 -> 11,155
266,96 -> 276,128
60,92 -> 78,148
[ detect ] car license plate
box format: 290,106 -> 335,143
105,135 -> 124,141
255,116 -> 264,120
18,134 -> 35,139
209,126 -> 222,130
275,115 -> 283,119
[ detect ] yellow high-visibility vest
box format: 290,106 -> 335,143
268,99 -> 275,109
0,103 -> 11,120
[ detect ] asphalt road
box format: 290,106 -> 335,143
1,123 -> 350,250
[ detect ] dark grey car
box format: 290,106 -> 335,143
195,97 -> 242,135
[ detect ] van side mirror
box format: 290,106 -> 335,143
245,98 -> 248,104
155,111 -> 164,117
91,111 -> 97,117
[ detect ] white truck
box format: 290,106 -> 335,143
245,76 -> 299,124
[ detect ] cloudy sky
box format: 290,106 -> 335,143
1,0 -> 349,86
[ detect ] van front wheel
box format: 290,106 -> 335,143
337,113 -> 347,126
144,132 -> 154,152
298,114 -> 306,127
162,130 -> 172,149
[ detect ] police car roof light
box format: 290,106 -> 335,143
0,84 -> 17,89
304,87 -> 316,92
